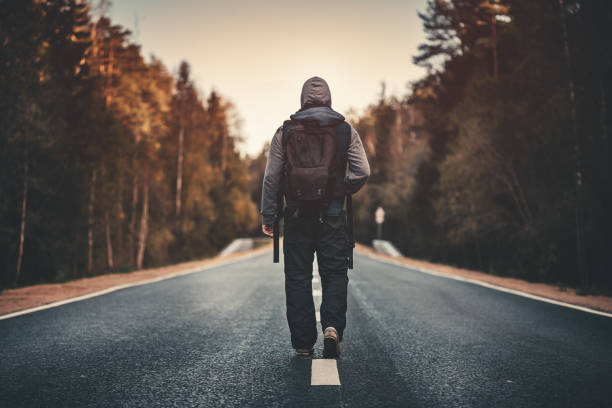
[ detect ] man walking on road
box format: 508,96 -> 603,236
260,77 -> 370,359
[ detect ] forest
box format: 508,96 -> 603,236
2,0 -> 610,291
344,0 -> 611,290
1,1 -> 258,288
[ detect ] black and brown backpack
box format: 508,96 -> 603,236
281,119 -> 350,206
272,118 -> 355,268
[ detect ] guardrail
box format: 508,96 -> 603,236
372,239 -> 402,257
219,238 -> 254,256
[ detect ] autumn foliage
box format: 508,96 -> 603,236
1,1 -> 258,287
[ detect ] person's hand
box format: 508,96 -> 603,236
262,224 -> 274,237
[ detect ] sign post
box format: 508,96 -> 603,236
375,206 -> 385,239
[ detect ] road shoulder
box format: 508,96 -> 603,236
356,243 -> 612,314
0,243 -> 271,318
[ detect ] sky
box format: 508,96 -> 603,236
109,0 -> 429,156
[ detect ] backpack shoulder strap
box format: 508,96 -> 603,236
281,120 -> 293,149
335,121 -> 355,269
334,121 -> 351,190
336,121 -> 351,164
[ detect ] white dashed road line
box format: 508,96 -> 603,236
311,359 -> 341,386
310,258 -> 340,386
313,273 -> 322,323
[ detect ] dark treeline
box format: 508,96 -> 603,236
349,0 -> 611,289
1,1 -> 258,288
3,0 -> 610,291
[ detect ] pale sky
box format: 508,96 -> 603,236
109,0 -> 428,156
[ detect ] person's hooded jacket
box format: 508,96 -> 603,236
260,76 -> 370,225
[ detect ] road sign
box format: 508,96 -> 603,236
375,206 -> 385,224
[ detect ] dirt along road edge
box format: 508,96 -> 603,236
0,242 -> 272,319
3,240 -> 610,319
356,243 -> 612,315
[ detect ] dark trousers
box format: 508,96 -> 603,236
283,206 -> 349,349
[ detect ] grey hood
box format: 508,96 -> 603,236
299,76 -> 332,109
291,76 -> 345,126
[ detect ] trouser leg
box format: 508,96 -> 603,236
283,209 -> 317,349
319,268 -> 348,341
316,211 -> 349,341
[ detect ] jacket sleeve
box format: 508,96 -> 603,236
260,126 -> 284,225
344,125 -> 370,194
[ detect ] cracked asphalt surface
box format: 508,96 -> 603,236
1,251 -> 611,407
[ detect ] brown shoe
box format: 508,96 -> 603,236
323,327 -> 340,358
296,348 -> 313,359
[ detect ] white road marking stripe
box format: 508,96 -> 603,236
312,289 -> 322,297
312,276 -> 320,283
311,359 -> 340,385
316,311 -> 320,322
362,253 -> 612,319
0,251 -> 267,321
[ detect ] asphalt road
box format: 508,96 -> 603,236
1,251 -> 611,407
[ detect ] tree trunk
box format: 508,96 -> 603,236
601,83 -> 610,286
559,0 -> 587,285
220,129 -> 226,182
87,168 -> 98,275
175,127 -> 184,218
492,13 -> 499,80
469,179 -> 484,271
116,174 -> 124,266
15,152 -> 29,286
136,178 -> 149,270
129,179 -> 138,266
100,164 -> 114,270
105,210 -> 114,269
602,85 -> 609,172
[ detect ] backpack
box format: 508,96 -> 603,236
273,119 -> 355,269
280,119 -> 351,206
